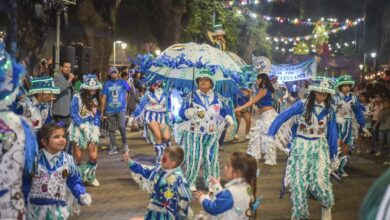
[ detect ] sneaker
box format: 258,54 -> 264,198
90,178 -> 100,187
107,147 -> 118,155
375,151 -> 382,157
245,134 -> 250,140
341,172 -> 349,177
190,185 -> 197,192
233,135 -> 239,140
384,161 -> 390,165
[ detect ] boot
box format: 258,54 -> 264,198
84,161 -> 99,187
321,207 -> 332,220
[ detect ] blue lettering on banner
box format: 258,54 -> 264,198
269,58 -> 317,82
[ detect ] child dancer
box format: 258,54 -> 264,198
123,146 -> 192,219
68,74 -> 102,186
194,152 -> 259,220
334,75 -> 371,177
19,76 -> 59,132
0,43 -> 38,219
268,77 -> 339,220
129,80 -> 171,163
25,123 -> 91,219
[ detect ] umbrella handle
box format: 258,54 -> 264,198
190,68 -> 195,108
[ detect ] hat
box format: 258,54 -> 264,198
0,43 -> 26,102
252,55 -> 271,74
336,75 -> 355,88
80,74 -> 102,90
29,76 -> 60,95
308,77 -> 336,95
195,69 -> 215,88
108,66 -> 118,75
211,24 -> 225,36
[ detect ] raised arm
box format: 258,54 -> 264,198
268,101 -> 304,137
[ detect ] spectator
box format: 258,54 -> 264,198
52,59 -> 74,128
372,92 -> 384,152
101,66 -> 131,154
374,99 -> 390,156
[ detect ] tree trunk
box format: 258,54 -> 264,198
150,0 -> 187,49
74,0 -> 122,79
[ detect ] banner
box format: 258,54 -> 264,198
270,58 -> 316,82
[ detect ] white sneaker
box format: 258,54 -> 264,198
341,172 -> 349,177
375,151 -> 382,157
190,185 -> 197,192
90,178 -> 100,187
245,134 -> 250,140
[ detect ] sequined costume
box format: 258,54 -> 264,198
179,89 -> 233,188
127,160 -> 191,220
24,150 -> 89,220
18,96 -> 53,133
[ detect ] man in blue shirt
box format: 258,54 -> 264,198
101,67 -> 131,154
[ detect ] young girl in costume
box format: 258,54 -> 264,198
19,76 -> 59,132
123,146 -> 192,219
68,74 -> 102,186
129,80 -> 171,164
194,152 -> 260,220
0,43 -> 38,219
25,123 -> 91,220
268,77 -> 339,220
334,75 -> 370,177
235,56 -> 288,165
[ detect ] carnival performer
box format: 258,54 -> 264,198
267,77 -> 339,220
194,152 -> 260,220
68,74 -> 102,186
0,43 -> 38,219
233,86 -> 252,141
129,80 -> 171,164
18,76 -> 59,132
179,69 -> 234,191
207,24 -> 226,51
334,75 -> 371,177
25,123 -> 91,219
235,56 -> 288,165
123,146 -> 192,220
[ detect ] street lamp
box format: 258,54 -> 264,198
155,49 -> 161,56
113,40 -> 123,67
370,52 -> 377,71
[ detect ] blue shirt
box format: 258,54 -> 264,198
102,79 -> 131,114
255,89 -> 273,108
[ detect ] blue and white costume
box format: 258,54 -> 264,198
24,150 -> 90,220
68,94 -> 101,150
198,178 -> 253,220
268,77 -> 338,219
19,96 -> 53,132
127,160 -> 191,220
0,43 -> 37,220
179,88 -> 233,188
18,76 -> 60,133
132,87 -> 171,162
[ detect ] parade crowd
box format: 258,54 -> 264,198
2,42 -> 390,220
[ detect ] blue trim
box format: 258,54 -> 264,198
202,190 -> 234,216
296,135 -> 320,141
21,118 -> 38,174
30,198 -> 66,206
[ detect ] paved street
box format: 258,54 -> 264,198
72,116 -> 389,220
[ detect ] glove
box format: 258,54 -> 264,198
127,116 -> 134,127
80,193 -> 92,206
184,108 -> 197,119
361,128 -> 372,138
225,116 -> 234,127
331,158 -> 340,172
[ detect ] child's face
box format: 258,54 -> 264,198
88,89 -> 97,96
358,94 -> 366,103
41,129 -> 67,154
315,92 -> 328,104
37,93 -> 55,103
340,85 -> 351,94
161,153 -> 177,170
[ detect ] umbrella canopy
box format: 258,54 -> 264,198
225,51 -> 246,68
142,42 -> 243,97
